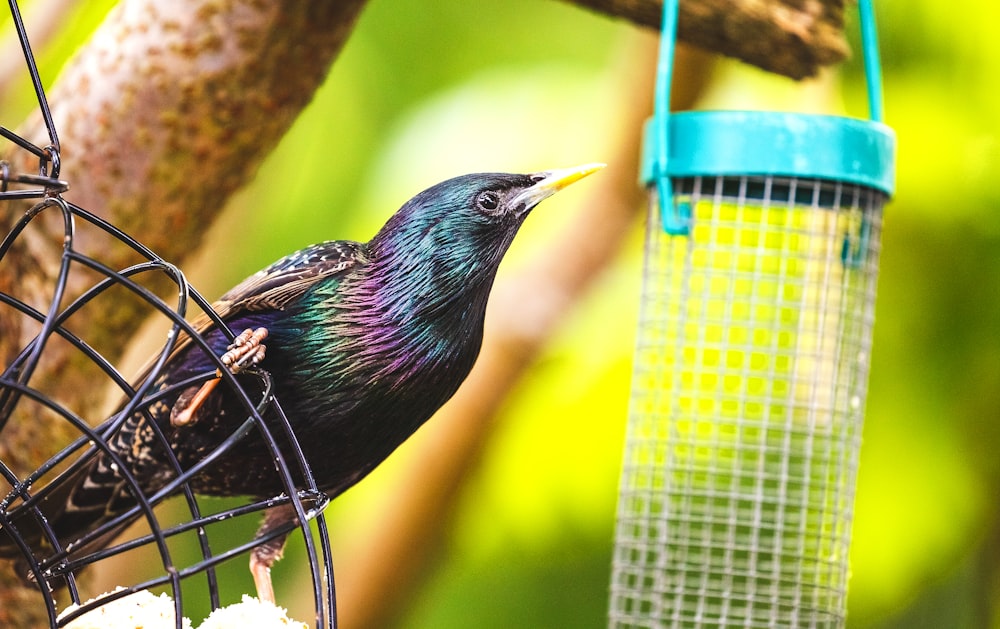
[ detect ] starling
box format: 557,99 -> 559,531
0,163 -> 604,600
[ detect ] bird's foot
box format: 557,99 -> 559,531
221,327 -> 269,374
249,533 -> 285,604
247,503 -> 294,604
170,327 -> 269,427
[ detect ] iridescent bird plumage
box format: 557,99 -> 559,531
0,164 -> 603,599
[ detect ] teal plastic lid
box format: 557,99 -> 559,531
641,111 -> 896,196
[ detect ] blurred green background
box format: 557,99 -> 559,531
2,0 -> 999,627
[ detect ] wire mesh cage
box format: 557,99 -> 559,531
608,1 -> 895,627
610,175 -> 883,626
1,4 -> 335,627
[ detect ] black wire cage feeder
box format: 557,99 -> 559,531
0,3 -> 335,627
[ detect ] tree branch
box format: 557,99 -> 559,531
1,0 -> 367,457
566,0 -> 849,79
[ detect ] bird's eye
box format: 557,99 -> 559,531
477,191 -> 500,212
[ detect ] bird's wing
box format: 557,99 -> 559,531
144,240 -> 368,375
209,239 -> 367,321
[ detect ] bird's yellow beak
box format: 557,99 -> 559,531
511,162 -> 606,213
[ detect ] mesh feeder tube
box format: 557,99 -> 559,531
607,0 -> 896,626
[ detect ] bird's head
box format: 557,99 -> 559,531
361,163 -> 604,324
368,163 -> 605,281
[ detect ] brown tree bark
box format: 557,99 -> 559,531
568,0 -> 850,79
1,0 -> 364,458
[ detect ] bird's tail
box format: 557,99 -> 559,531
0,453 -> 142,586
0,467 -> 78,559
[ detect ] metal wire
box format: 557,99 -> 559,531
609,176 -> 884,628
1,2 -> 336,627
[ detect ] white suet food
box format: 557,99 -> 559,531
199,595 -> 307,629
59,588 -> 192,629
58,590 -> 306,629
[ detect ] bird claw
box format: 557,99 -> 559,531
170,327 -> 269,427
221,327 -> 269,374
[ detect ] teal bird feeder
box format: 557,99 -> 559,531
608,1 -> 895,627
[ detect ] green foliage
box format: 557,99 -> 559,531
0,0 -> 117,121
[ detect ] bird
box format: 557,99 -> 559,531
0,163 -> 604,601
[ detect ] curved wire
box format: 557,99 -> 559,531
1,190 -> 336,629
5,0 -> 59,155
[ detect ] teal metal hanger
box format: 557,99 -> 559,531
643,0 -> 896,236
